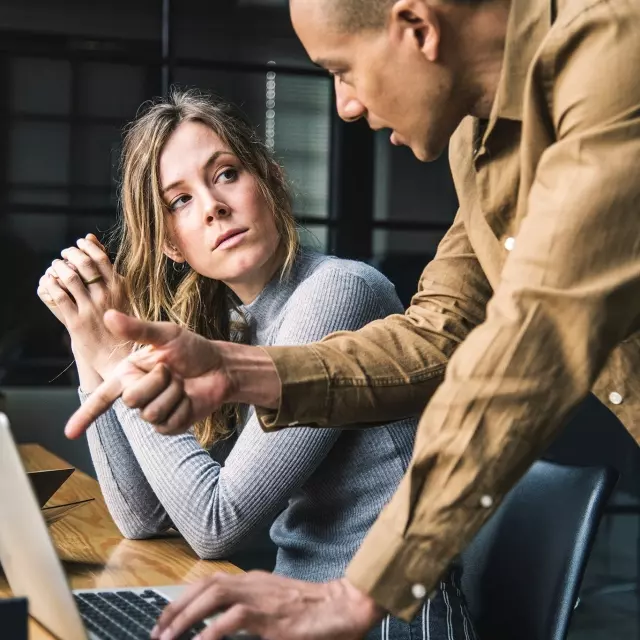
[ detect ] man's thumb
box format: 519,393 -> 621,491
103,309 -> 179,346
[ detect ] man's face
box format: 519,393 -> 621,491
290,0 -> 465,162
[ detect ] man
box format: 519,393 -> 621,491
66,0 -> 640,638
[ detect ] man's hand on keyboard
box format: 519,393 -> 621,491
150,571 -> 384,640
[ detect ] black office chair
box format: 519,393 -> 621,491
460,460 -> 618,640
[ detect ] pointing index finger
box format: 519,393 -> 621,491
104,310 -> 181,347
65,374 -> 124,439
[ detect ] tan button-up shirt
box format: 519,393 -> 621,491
258,0 -> 640,621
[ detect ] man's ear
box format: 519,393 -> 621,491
162,241 -> 186,263
389,0 -> 441,63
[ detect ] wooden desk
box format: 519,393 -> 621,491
0,444 -> 242,639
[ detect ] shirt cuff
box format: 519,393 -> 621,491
255,345 -> 331,429
345,516 -> 453,622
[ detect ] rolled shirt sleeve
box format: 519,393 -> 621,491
258,210 -> 492,428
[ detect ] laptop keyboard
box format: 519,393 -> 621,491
73,589 -> 207,640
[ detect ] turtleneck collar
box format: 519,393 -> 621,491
237,248 -> 327,338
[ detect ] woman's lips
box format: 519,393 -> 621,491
215,230 -> 248,250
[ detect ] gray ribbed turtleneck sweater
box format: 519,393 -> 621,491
82,249 -> 417,581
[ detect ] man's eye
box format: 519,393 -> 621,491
333,71 -> 351,87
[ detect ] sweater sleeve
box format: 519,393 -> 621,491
85,267 -> 400,559
82,394 -> 173,538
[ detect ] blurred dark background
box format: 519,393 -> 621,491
0,0 -> 457,389
0,2 -> 639,637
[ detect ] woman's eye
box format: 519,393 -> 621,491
169,195 -> 191,211
217,167 -> 238,184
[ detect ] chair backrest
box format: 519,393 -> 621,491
460,460 -> 618,640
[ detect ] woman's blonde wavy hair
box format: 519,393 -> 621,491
113,88 -> 299,448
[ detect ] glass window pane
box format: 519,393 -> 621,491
271,74 -> 331,219
173,3 -> 314,67
8,187 -> 70,207
372,230 -> 443,308
373,229 -> 446,261
70,189 -> 118,209
175,67 -> 265,127
373,132 -> 457,224
9,122 -> 70,185
298,224 -> 329,254
78,62 -> 146,119
0,0 -> 159,40
6,212 -> 116,255
74,124 -> 122,187
10,57 -> 72,115
7,213 -> 70,254
67,216 -> 116,244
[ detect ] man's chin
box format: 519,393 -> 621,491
410,139 -> 447,163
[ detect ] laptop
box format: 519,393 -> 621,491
0,412 -> 207,640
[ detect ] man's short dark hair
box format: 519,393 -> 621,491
330,0 -> 482,33
330,0 -> 395,32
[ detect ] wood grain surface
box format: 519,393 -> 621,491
0,444 -> 242,639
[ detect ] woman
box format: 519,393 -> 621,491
38,90 -> 476,640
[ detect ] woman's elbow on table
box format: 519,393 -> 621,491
185,530 -> 241,561
114,518 -> 166,541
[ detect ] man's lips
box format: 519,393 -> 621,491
214,229 -> 248,250
370,124 -> 403,146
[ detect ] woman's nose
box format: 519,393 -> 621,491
204,200 -> 230,223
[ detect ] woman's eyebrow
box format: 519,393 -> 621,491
161,150 -> 235,195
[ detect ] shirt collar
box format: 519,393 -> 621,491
488,0 -> 552,123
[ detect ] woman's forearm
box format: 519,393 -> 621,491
73,348 -> 103,392
73,341 -> 131,393
80,392 -> 173,538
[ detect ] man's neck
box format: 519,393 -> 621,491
447,0 -> 512,119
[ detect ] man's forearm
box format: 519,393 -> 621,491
219,341 -> 282,409
256,214 -> 491,430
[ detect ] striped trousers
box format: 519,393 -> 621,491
365,567 -> 478,640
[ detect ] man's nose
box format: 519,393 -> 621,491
335,80 -> 366,123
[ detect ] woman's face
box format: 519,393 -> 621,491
159,119 -> 282,303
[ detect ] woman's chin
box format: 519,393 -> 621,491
200,256 -> 260,285
196,243 -> 280,292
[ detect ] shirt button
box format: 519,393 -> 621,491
504,237 -> 516,251
480,494 -> 493,508
609,392 -> 623,405
411,583 -> 427,599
